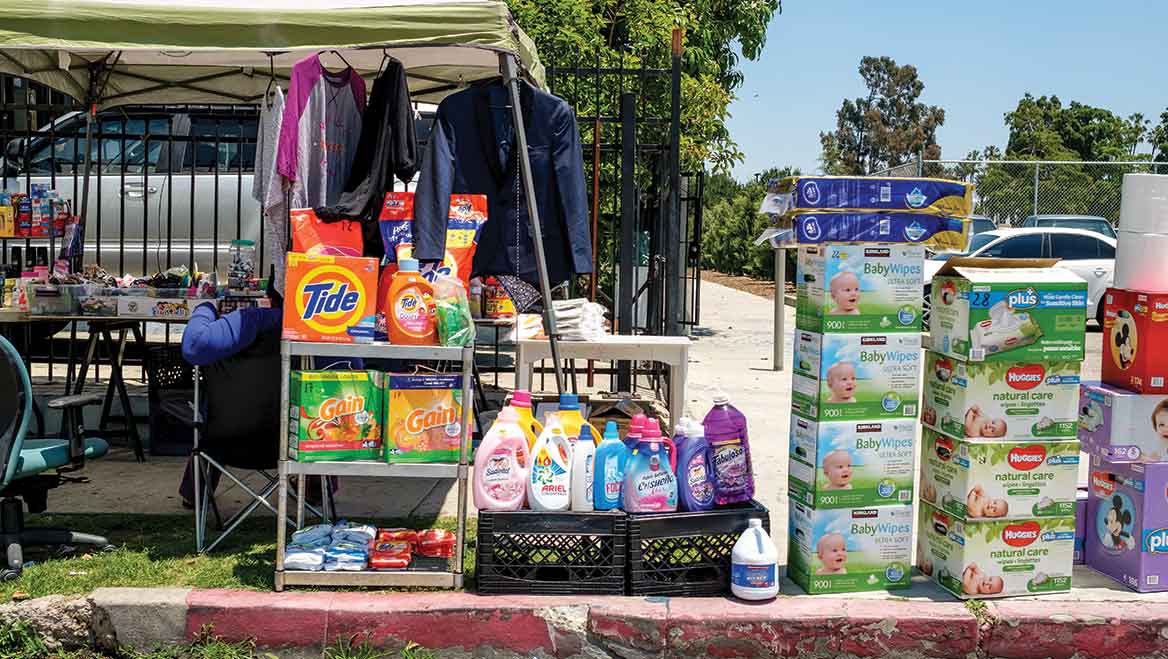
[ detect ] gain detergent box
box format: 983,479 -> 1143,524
931,258 -> 1087,362
788,415 -> 916,509
788,502 -> 913,594
795,244 -> 924,334
1085,456 -> 1168,592
792,331 -> 921,421
1102,288 -> 1168,394
921,351 -> 1081,442
283,253 -> 378,344
288,371 -> 383,462
1078,381 -> 1168,463
917,501 -> 1074,599
773,175 -> 974,217
919,427 -> 1080,521
384,373 -> 470,464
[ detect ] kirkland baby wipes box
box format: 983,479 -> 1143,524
792,331 -> 921,421
1085,457 -> 1168,592
931,258 -> 1087,362
789,415 -> 916,509
288,371 -> 383,462
791,212 -> 970,252
1079,382 -> 1168,463
773,175 -> 974,217
921,351 -> 1081,442
917,501 -> 1074,599
796,244 -> 924,334
788,502 -> 913,594
919,427 -> 1080,521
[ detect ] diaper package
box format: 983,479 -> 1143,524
931,259 -> 1087,363
792,331 -> 921,421
1102,288 -> 1168,394
1085,456 -> 1168,592
790,212 -> 970,252
796,244 -> 924,334
1078,382 -> 1168,462
1075,488 -> 1088,565
288,371 -> 383,462
384,373 -> 470,464
921,351 -> 1081,442
771,176 -> 974,217
919,427 -> 1080,521
788,415 -> 916,509
918,501 -> 1074,599
788,502 -> 913,594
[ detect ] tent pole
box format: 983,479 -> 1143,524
499,53 -> 565,395
75,106 -> 95,273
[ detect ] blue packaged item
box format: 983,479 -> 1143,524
332,521 -> 376,545
285,546 -> 325,571
775,176 -> 973,217
792,212 -> 970,252
290,523 -> 333,546
593,421 -> 629,511
677,419 -> 715,512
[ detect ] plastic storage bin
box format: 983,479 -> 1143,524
28,284 -> 87,315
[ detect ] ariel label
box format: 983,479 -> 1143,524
793,331 -> 921,421
532,447 -> 568,496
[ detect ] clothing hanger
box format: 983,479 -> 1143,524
263,54 -> 278,109
319,49 -> 353,71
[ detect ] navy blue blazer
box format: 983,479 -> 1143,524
413,80 -> 593,284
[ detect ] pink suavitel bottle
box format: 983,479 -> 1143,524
473,407 -> 530,511
702,391 -> 755,505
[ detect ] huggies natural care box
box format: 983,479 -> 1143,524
789,415 -> 916,508
793,331 -> 921,421
795,244 -> 924,334
788,502 -> 913,594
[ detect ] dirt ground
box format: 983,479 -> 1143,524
700,270 -> 793,300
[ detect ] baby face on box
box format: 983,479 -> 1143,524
1079,383 -> 1168,462
789,417 -> 916,508
798,245 -> 924,333
793,332 -> 921,421
790,503 -> 913,593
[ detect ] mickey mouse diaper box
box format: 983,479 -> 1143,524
1085,456 -> 1168,592
1102,288 -> 1168,394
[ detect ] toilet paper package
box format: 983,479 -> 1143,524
790,212 -> 970,252
919,427 -> 1080,521
795,244 -> 924,334
1119,173 -> 1168,235
1078,381 -> 1168,462
1115,232 -> 1168,293
792,331 -> 921,421
1102,288 -> 1168,394
771,176 -> 974,217
1085,456 -> 1168,592
788,502 -> 913,594
931,258 -> 1087,362
917,501 -> 1074,599
788,415 -> 916,509
921,351 -> 1081,442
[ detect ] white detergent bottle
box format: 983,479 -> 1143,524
528,422 -> 573,511
731,519 -> 779,601
570,425 -> 597,511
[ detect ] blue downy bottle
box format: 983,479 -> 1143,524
678,418 -> 715,511
593,421 -> 629,511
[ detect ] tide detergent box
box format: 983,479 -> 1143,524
385,373 -> 470,464
921,351 -> 1081,442
288,371 -> 383,462
792,331 -> 920,421
1085,456 -> 1168,592
788,502 -> 913,594
795,244 -> 924,334
931,258 -> 1087,362
791,212 -> 970,253
1079,381 -> 1168,462
917,501 -> 1074,599
773,175 -> 974,217
283,253 -> 378,344
788,415 -> 916,509
1102,288 -> 1168,394
919,427 -> 1080,521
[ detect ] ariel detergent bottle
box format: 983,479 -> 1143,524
472,407 -> 529,511
510,389 -> 543,448
553,393 -> 601,445
593,421 -> 629,511
703,391 -> 755,505
528,422 -> 573,511
623,420 -> 678,513
570,425 -> 596,511
678,418 -> 715,512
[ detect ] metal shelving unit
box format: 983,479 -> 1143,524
274,340 -> 474,591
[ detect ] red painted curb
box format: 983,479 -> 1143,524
983,600 -> 1168,659
186,589 -> 331,650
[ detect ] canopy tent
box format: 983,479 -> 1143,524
0,0 -> 567,392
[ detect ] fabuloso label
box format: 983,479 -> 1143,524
789,416 -> 916,508
919,427 -> 1080,520
793,332 -> 921,421
921,351 -> 1081,441
796,244 -> 924,334
918,502 -> 1074,599
788,503 -> 913,595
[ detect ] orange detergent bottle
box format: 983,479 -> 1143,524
385,258 -> 437,345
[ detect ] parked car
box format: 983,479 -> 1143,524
923,227 -> 1116,329
1020,214 -> 1116,239
969,215 -> 997,236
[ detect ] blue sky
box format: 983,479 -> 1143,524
726,1 -> 1168,180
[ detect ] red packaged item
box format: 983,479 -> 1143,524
290,208 -> 364,257
377,192 -> 486,289
416,529 -> 456,559
369,541 -> 412,570
13,194 -> 30,238
376,528 -> 419,549
1103,288 -> 1168,394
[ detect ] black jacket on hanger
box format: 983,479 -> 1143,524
412,79 -> 592,284
316,58 -> 417,258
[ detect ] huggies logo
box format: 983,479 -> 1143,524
1090,471 -> 1116,497
1002,521 -> 1041,547
1008,445 -> 1047,471
1006,365 -> 1046,391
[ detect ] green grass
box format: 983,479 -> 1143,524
1,514 -> 475,601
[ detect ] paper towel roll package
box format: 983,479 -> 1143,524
1116,231 -> 1168,293
1120,174 -> 1168,235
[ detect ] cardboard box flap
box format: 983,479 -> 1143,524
951,265 -> 1087,285
934,257 -> 1059,277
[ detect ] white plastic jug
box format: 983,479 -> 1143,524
528,422 -> 573,512
570,425 -> 597,511
731,519 -> 779,601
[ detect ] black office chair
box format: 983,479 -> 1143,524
0,334 -> 111,580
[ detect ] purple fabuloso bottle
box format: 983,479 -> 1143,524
702,391 -> 755,505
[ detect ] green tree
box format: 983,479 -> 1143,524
701,166 -> 799,278
819,56 -> 945,175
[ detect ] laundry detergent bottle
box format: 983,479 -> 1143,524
731,519 -> 779,601
528,422 -> 573,511
702,391 -> 755,505
624,413 -> 648,449
593,421 -> 629,511
677,418 -> 715,512
510,389 -> 543,448
553,393 -> 601,445
570,425 -> 596,511
386,258 -> 436,345
472,407 -> 529,511
623,420 -> 678,513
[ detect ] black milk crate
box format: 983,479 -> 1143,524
627,500 -> 771,597
476,510 -> 627,595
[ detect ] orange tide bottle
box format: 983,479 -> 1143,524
385,258 -> 437,345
